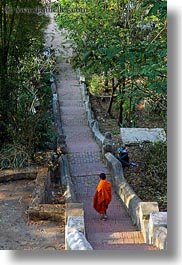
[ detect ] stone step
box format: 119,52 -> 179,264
90,242 -> 158,250
88,231 -> 144,244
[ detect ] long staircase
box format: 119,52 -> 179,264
45,14 -> 159,250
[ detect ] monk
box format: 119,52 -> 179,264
93,173 -> 112,221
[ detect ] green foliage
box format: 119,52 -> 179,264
142,0 -> 167,19
124,141 -> 167,211
137,142 -> 167,210
6,49 -> 57,150
0,143 -> 31,169
56,0 -> 167,126
0,1 -> 57,168
89,74 -> 109,96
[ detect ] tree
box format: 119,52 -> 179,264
56,0 -> 167,126
0,0 -> 53,153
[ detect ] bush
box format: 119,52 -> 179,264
125,142 -> 167,211
89,74 -> 107,96
0,144 -> 31,169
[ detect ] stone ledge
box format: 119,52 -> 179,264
153,226 -> 167,250
27,204 -> 65,222
65,203 -> 93,250
65,215 -> 93,250
29,167 -> 51,207
59,154 -> 77,203
92,121 -> 105,147
0,166 -> 41,183
104,151 -> 167,250
27,168 -> 63,222
66,229 -> 93,250
66,216 -> 85,234
79,82 -> 105,148
65,203 -> 84,222
105,152 -> 124,183
148,212 -> 167,247
139,202 -> 159,220
52,78 -> 76,203
138,202 -> 159,243
120,128 -> 166,145
105,152 -> 142,226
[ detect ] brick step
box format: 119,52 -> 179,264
87,231 -> 159,250
90,242 -> 159,250
88,231 -> 144,244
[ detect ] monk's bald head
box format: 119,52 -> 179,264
99,173 -> 106,180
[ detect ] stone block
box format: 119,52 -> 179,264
27,204 -> 65,222
138,202 -> 159,243
29,167 -> 51,206
102,132 -> 114,154
128,196 -> 142,226
66,229 -> 93,250
148,212 -> 167,245
139,202 -> 159,220
104,152 -> 124,183
66,216 -> 85,234
79,75 -> 86,83
0,167 -> 39,183
120,128 -> 166,145
149,212 -> 167,226
51,82 -> 57,93
65,203 -> 84,222
59,155 -> 77,202
92,121 -> 105,146
153,226 -> 167,250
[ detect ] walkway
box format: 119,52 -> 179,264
57,62 -> 158,250
45,14 -> 158,250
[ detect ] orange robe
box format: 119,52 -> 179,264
93,179 -> 112,214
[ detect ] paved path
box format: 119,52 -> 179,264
57,62 -> 158,250
45,13 -> 158,250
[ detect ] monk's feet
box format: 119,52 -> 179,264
100,214 -> 107,221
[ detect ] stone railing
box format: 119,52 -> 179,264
51,76 -> 77,204
53,74 -> 93,250
105,152 -> 167,250
79,81 -> 104,149
59,154 -> 77,203
78,78 -> 167,250
65,203 -> 93,250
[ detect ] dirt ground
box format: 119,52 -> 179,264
0,179 -> 65,250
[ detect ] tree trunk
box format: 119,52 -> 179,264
118,100 -> 124,126
104,75 -> 109,92
107,78 -> 122,114
107,78 -> 115,114
118,77 -> 125,126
